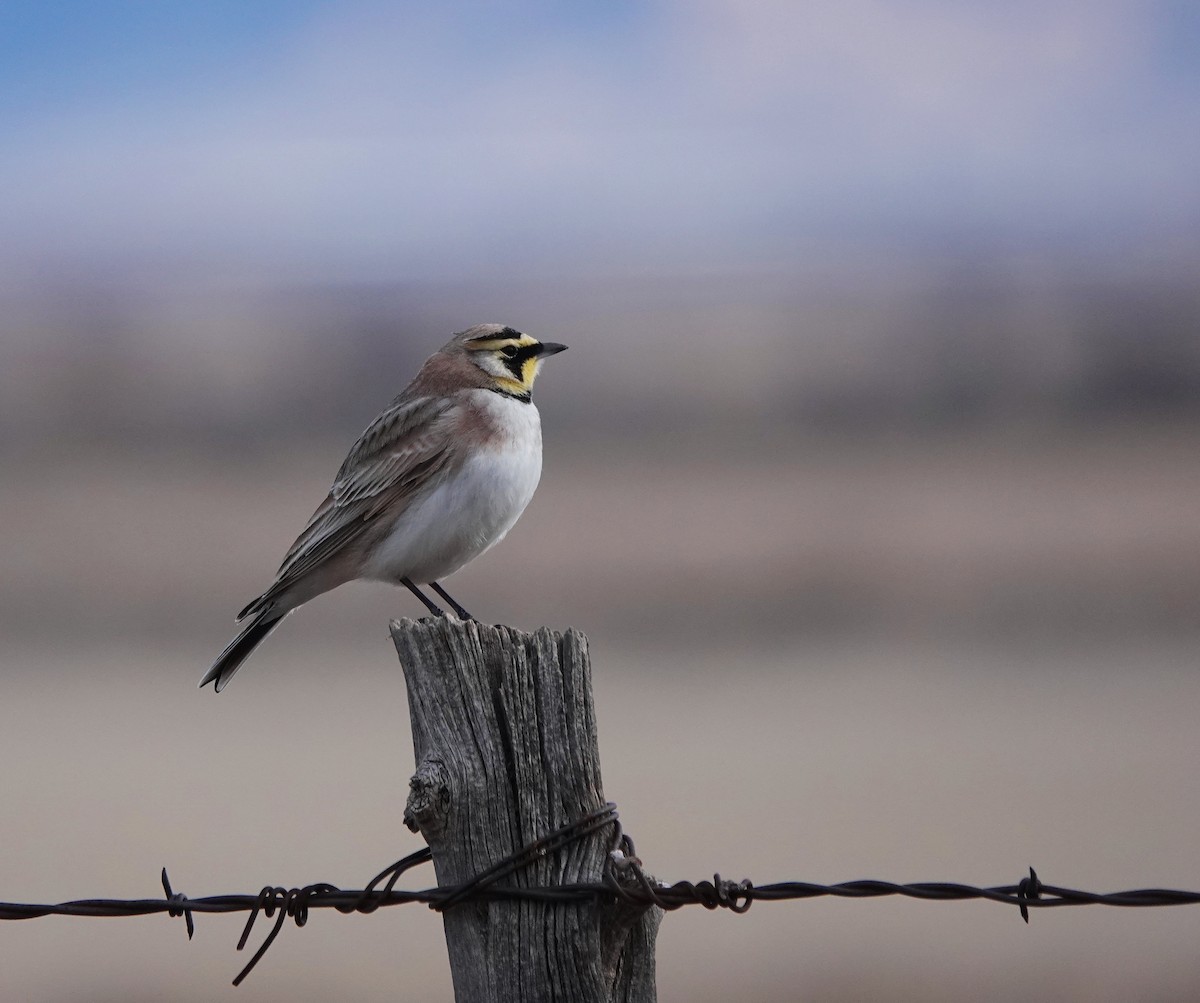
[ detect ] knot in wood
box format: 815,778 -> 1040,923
404,758 -> 451,835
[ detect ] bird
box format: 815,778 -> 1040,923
199,324 -> 567,692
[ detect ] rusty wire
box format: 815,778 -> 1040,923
3,802 -> 1200,987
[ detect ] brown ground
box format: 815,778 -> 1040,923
1,425 -> 1198,1001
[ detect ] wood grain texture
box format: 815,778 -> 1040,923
391,618 -> 660,1003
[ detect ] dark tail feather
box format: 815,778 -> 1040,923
199,609 -> 286,693
237,590 -> 271,621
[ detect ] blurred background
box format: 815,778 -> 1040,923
2,2 -> 1199,1000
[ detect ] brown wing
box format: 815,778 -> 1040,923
238,394 -> 459,619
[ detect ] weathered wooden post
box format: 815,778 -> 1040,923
391,618 -> 661,1003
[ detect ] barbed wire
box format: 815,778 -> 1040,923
3,802 -> 1199,987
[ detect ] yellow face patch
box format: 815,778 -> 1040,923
492,358 -> 541,395
469,333 -> 544,394
467,333 -> 538,352
518,355 -> 542,386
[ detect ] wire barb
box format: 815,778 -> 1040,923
1018,867 -> 1041,924
160,868 -> 194,940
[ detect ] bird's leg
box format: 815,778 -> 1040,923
429,581 -> 474,621
401,578 -> 445,617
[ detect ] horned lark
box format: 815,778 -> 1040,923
199,324 -> 567,692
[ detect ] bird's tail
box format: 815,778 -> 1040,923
199,608 -> 287,693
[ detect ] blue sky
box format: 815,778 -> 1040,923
1,1 -> 1197,285
0,3 -> 309,118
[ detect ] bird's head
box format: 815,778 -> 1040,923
452,324 -> 568,399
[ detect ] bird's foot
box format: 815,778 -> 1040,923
429,582 -> 473,621
402,578 -> 445,618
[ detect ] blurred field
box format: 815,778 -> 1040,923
2,415 -> 1199,1001
3,416 -> 1198,646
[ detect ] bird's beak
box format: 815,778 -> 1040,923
534,342 -> 568,358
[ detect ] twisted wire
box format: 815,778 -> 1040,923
4,805 -> 1199,986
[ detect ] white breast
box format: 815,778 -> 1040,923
362,391 -> 544,585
